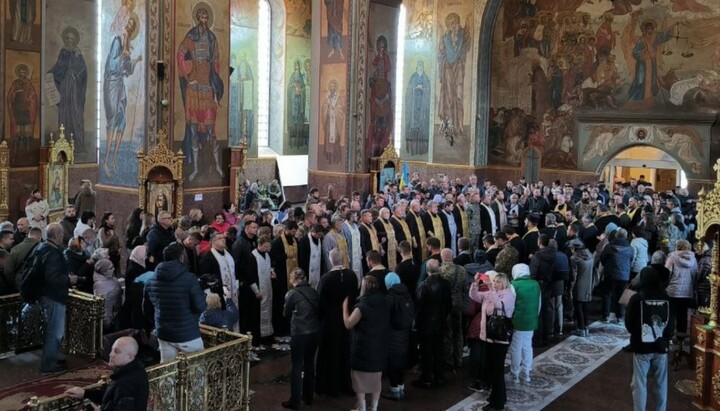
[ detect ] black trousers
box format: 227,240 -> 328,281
602,279 -> 628,320
669,297 -> 693,335
289,332 -> 318,406
388,367 -> 404,387
419,332 -> 444,382
468,339 -> 490,385
535,290 -> 554,344
575,301 -> 590,329
486,342 -> 509,409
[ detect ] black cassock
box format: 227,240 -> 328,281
315,268 -> 359,396
270,235 -> 295,336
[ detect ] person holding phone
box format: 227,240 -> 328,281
469,272 -> 515,411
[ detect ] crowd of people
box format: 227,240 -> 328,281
0,173 -> 703,411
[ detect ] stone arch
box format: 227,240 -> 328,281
594,143 -> 688,177
474,0 -> 503,165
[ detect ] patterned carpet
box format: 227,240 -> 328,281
0,362 -> 110,411
447,322 -> 630,411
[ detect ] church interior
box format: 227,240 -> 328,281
3,0 -> 720,409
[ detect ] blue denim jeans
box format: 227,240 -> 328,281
631,352 -> 667,411
39,297 -> 66,371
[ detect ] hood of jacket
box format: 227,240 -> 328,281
672,250 -> 696,269
155,260 -> 190,282
573,248 -> 593,262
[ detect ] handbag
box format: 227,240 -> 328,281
619,287 -> 637,306
486,301 -> 513,342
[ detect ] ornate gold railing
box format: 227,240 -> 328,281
0,290 -> 104,359
63,290 -> 104,358
30,326 -> 252,411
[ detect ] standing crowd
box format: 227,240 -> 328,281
0,174 -> 701,411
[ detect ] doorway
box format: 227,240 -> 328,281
602,146 -> 688,189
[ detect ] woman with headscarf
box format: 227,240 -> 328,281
98,212 -> 122,275
343,276 -> 390,411
383,273 -> 414,401
93,258 -> 122,331
118,242 -> 149,331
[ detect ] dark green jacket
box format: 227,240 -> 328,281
511,276 -> 540,331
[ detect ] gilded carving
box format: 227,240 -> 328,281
42,126 -> 75,211
698,328 -> 706,346
0,141 -> 9,221
137,130 -> 185,218
697,355 -> 705,398
30,326 -> 253,410
147,0 -> 159,147
695,161 -> 720,328
352,0 -> 369,172
713,371 -> 720,407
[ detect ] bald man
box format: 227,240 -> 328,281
66,336 -> 149,409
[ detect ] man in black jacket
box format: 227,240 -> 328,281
282,268 -> 321,410
144,243 -> 207,363
65,336 -> 149,409
38,223 -> 72,373
625,268 -> 673,411
529,234 -> 556,347
413,260 -> 451,388
145,211 -> 176,270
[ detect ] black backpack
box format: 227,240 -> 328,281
17,244 -> 43,303
390,292 -> 414,331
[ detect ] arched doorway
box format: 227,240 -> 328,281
600,146 -> 688,192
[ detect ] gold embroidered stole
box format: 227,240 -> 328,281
627,206 -> 639,221
362,223 -> 381,251
458,205 -> 469,240
281,233 -> 299,288
409,211 -> 427,260
430,212 -> 445,249
380,218 -> 398,269
554,204 -> 567,214
392,216 -> 412,244
331,231 -> 350,267
522,227 -> 539,240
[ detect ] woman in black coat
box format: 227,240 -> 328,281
343,276 -> 390,411
383,273 -> 414,401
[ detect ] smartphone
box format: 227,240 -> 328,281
475,273 -> 490,283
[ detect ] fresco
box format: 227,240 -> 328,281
489,0 -> 720,169
432,1 -> 473,164
98,0 -> 146,186
230,0 -> 258,157
173,0 -> 230,188
284,35 -> 311,155
286,0 -> 311,38
402,37 -> 434,160
367,3 -> 398,159
579,123 -> 708,177
319,63 -> 347,171
317,0 -> 349,171
320,0 -> 348,61
229,25 -> 258,151
43,0 -> 97,163
5,0 -> 41,52
4,49 -> 40,166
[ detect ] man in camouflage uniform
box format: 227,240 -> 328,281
440,248 -> 468,370
465,191 -> 482,252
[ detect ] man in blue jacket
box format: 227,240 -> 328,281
144,242 -> 207,363
600,227 -> 633,324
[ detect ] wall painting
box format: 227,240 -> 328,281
433,1 -> 473,165
173,0 -> 230,188
489,0 -> 720,171
98,0 -> 146,186
43,0 -> 98,163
